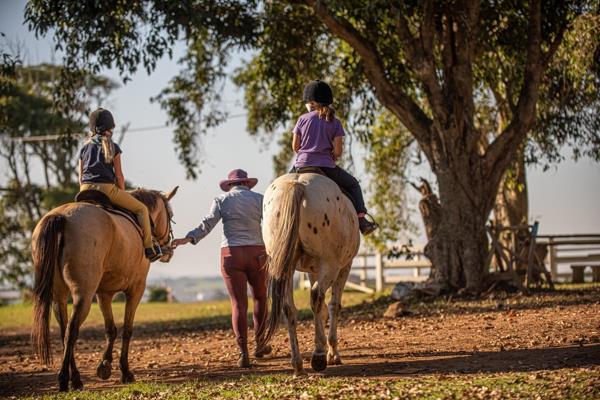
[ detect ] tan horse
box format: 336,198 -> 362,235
31,187 -> 178,392
258,173 -> 360,376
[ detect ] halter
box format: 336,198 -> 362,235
152,194 -> 175,255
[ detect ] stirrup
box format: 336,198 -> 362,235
145,243 -> 163,262
359,213 -> 379,235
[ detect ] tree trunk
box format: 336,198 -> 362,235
494,150 -> 529,243
424,164 -> 490,294
494,152 -> 528,227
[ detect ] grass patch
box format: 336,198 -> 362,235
21,369 -> 600,399
0,290 -> 379,332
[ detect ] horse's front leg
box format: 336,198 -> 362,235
327,265 -> 350,365
120,287 -> 144,383
96,293 -> 118,380
283,280 -> 305,377
309,268 -> 336,372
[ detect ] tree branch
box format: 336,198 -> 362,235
303,0 -> 433,155
394,2 -> 448,126
542,22 -> 568,67
483,0 -> 545,210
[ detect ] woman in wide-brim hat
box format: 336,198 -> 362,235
171,169 -> 271,368
218,169 -> 258,192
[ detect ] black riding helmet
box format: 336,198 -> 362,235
89,108 -> 115,135
303,80 -> 333,105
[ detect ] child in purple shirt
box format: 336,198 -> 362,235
292,80 -> 378,235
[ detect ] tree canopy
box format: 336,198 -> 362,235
0,53 -> 118,288
23,0 -> 600,292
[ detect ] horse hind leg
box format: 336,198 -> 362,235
309,267 -> 337,372
120,286 -> 144,384
327,265 -> 351,366
283,279 -> 305,377
96,293 -> 118,380
52,282 -> 69,349
58,293 -> 93,391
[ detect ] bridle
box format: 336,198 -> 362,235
152,194 -> 175,256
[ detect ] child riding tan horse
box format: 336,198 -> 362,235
258,172 -> 360,376
31,187 -> 178,392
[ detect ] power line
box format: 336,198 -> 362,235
2,113 -> 248,143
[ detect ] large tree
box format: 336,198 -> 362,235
0,56 -> 118,288
24,0 -> 599,293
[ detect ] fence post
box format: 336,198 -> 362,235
360,254 -> 368,287
548,237 -> 557,280
298,272 -> 306,290
375,251 -> 384,292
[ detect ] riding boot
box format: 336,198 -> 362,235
238,352 -> 251,368
359,214 -> 379,236
254,344 -> 272,358
144,240 -> 162,262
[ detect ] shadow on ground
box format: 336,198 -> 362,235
3,286 -> 597,346
1,344 -> 597,397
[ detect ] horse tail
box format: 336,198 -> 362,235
258,180 -> 305,349
31,213 -> 66,365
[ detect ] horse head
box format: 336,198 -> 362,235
132,186 -> 179,263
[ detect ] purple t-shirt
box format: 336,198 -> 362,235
293,111 -> 345,168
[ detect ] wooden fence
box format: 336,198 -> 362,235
297,233 -> 600,293
297,246 -> 431,294
537,234 -> 600,281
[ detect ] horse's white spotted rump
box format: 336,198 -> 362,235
259,173 -> 360,376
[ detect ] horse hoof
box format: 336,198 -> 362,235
121,371 -> 135,384
96,360 -> 112,380
71,373 -> 84,391
327,352 -> 342,365
58,374 -> 69,392
293,369 -> 308,378
71,379 -> 84,391
310,352 -> 327,372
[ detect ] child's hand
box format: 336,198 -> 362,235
171,237 -> 193,249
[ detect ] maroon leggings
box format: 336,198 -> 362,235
220,245 -> 268,353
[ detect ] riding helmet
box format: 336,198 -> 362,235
89,108 -> 115,135
303,80 -> 333,105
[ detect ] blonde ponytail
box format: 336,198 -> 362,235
308,101 -> 335,122
100,135 -> 115,164
85,131 -> 116,164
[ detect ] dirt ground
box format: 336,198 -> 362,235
1,287 -> 599,397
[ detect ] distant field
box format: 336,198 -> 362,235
0,290 -> 376,331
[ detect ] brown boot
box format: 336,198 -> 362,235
359,214 -> 378,235
254,344 -> 272,358
238,352 -> 251,368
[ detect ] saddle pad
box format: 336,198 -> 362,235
75,190 -> 143,237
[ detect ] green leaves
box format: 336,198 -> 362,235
364,111 -> 417,250
0,60 -> 118,288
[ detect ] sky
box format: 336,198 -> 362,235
1,1 -> 599,280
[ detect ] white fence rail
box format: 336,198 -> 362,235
537,235 -> 600,281
297,234 -> 600,293
297,246 -> 431,294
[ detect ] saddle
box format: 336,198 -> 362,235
293,166 -> 325,175
75,190 -> 143,237
291,167 -> 356,209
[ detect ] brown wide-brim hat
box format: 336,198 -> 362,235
219,169 -> 258,192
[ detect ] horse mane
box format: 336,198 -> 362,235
130,189 -> 172,216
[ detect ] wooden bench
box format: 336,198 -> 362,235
571,265 -> 587,283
